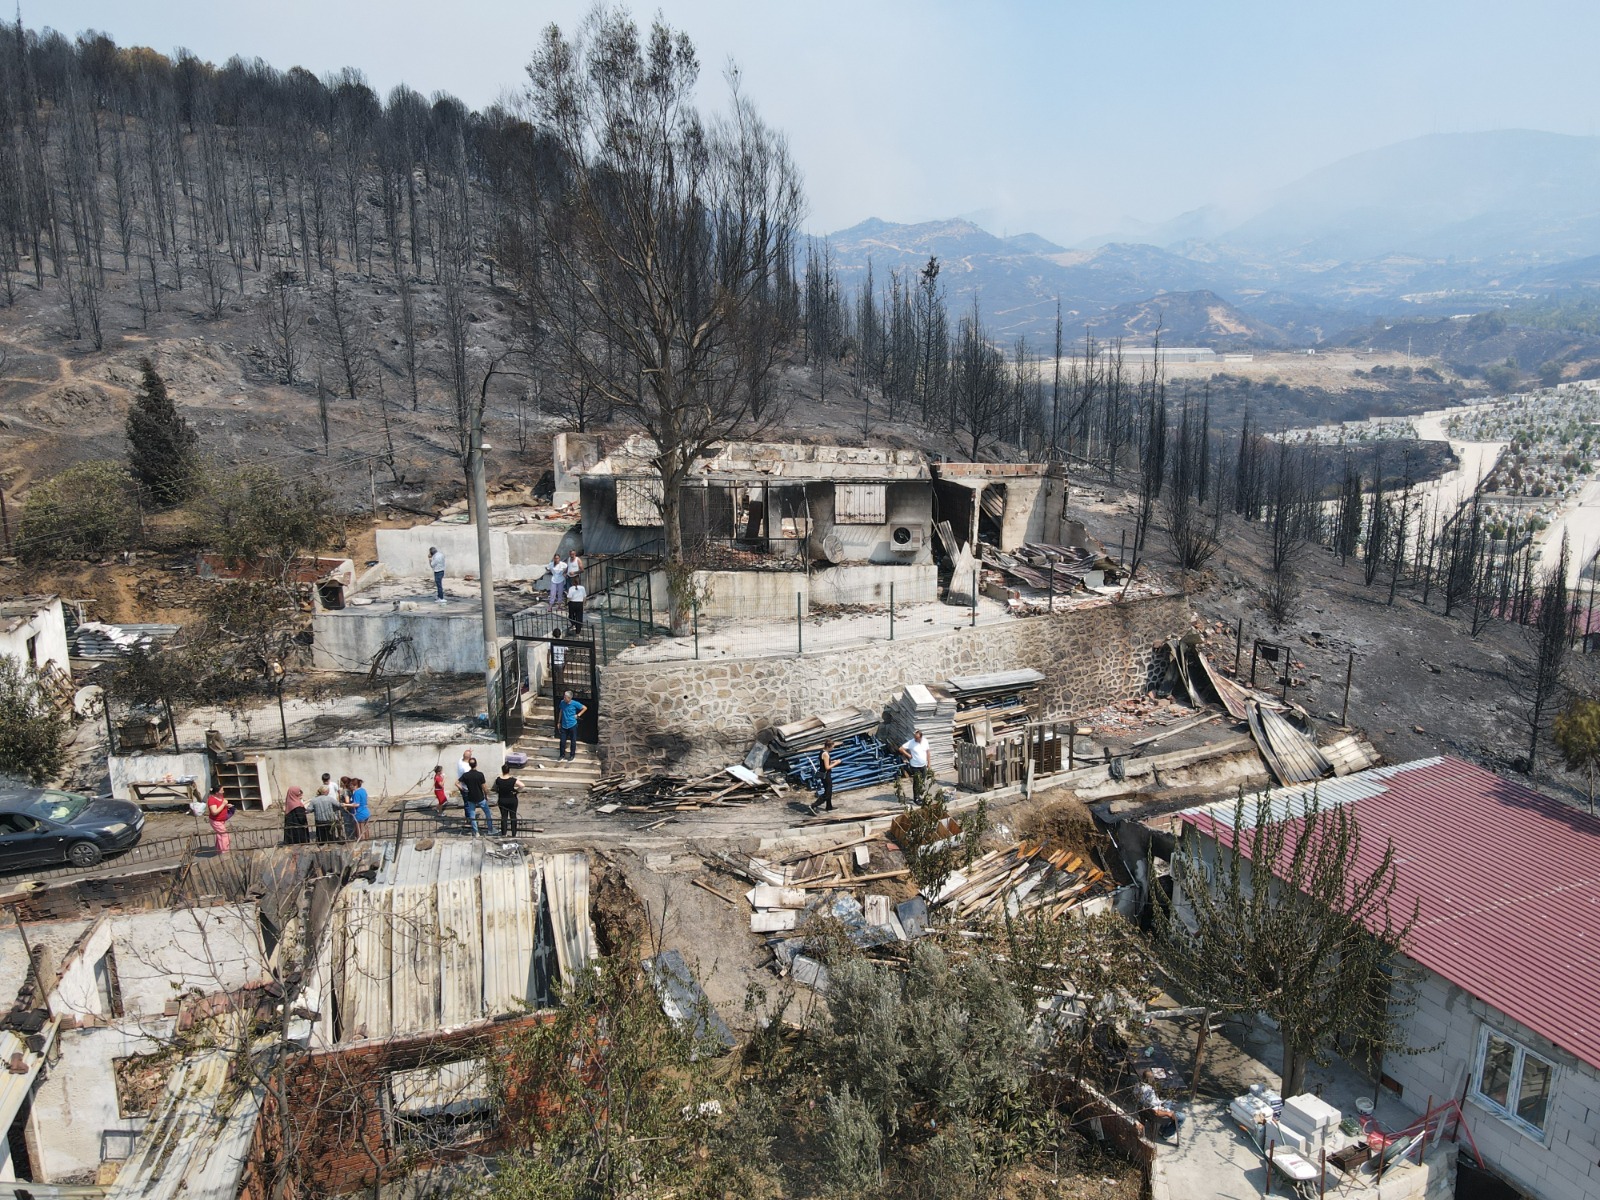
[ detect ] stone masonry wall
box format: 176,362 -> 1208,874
600,591 -> 1188,773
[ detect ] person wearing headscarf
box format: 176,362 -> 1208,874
283,786 -> 309,845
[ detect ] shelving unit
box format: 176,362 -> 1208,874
215,759 -> 268,810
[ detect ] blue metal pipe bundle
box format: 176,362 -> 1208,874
782,733 -> 904,797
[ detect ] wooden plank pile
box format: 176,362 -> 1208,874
981,542 -> 1113,593
929,839 -> 1117,920
591,766 -> 786,815
880,684 -> 956,773
713,836 -> 915,944
768,705 -> 880,756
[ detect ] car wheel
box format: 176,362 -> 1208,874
67,841 -> 103,868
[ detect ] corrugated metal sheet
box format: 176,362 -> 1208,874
104,1048 -> 264,1200
833,483 -> 886,525
1181,756 -> 1600,1071
330,843 -> 593,1039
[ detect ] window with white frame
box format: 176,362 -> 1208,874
1470,1026 -> 1554,1136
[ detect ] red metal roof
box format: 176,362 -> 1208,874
1182,757 -> 1600,1071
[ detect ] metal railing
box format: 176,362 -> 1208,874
0,811 -> 520,886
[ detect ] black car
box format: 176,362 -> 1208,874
0,787 -> 145,870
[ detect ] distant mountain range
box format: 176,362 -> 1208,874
828,130 -> 1600,348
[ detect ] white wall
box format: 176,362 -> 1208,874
374,522 -> 577,583
810,563 -> 938,606
107,906 -> 269,1017
1384,963 -> 1600,1200
253,740 -> 505,805
107,752 -> 211,802
312,605 -> 499,673
0,597 -> 70,676
31,1022 -> 168,1180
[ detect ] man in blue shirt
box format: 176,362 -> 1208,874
558,689 -> 586,761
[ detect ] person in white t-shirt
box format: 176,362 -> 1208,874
456,750 -> 473,803
898,729 -> 933,799
428,546 -> 446,602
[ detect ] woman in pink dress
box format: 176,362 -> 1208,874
205,788 -> 234,854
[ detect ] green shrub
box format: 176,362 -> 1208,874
17,460 -> 136,562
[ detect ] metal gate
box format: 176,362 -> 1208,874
495,650 -> 524,744
546,634 -> 600,744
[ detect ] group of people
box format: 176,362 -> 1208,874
438,751 -> 525,836
544,550 -> 586,626
280,775 -> 369,846
806,728 -> 937,816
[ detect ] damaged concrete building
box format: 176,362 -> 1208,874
0,842 -> 596,1197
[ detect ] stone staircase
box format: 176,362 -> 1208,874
511,696 -> 603,795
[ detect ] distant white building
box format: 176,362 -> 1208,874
1118,346 -> 1216,363
0,595 -> 70,677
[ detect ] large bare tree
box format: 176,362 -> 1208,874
525,9 -> 804,631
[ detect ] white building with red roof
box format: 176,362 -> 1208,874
1178,756 -> 1600,1200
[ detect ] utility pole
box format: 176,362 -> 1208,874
470,407 -> 499,733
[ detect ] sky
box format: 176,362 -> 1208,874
35,0 -> 1600,245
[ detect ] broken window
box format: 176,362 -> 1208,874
384,1057 -> 495,1151
615,476 -> 664,527
94,949 -> 124,1019
834,483 -> 886,525
1471,1027 -> 1554,1137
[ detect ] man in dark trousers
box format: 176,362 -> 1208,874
491,763 -> 522,836
557,689 -> 586,761
811,739 -> 837,814
460,757 -> 494,836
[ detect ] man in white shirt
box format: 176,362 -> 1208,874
456,750 -> 473,803
429,546 -> 446,602
566,580 -> 588,627
898,729 -> 933,799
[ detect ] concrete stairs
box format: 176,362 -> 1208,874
512,697 -> 603,793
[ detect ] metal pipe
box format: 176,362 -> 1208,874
797,592 -> 804,655
469,415 -> 498,732
889,582 -> 895,641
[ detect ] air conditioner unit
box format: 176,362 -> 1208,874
890,526 -> 924,553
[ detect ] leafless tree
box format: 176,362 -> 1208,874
525,9 -> 804,631
261,266 -> 309,385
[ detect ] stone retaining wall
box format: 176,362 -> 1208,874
600,591 -> 1188,773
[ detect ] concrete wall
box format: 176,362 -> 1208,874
811,563 -> 939,607
251,741 -> 505,805
312,606 -> 503,673
692,569 -> 808,620
373,522 -> 577,583
32,1022 -> 168,1180
107,752 -> 210,802
806,480 -> 934,565
0,596 -> 70,676
691,564 -> 940,619
1383,962 -> 1600,1200
600,591 -> 1186,773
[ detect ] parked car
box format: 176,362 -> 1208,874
0,785 -> 144,870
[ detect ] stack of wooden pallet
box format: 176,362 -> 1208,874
930,839 -> 1116,920
946,670 -> 1043,743
879,684 -> 957,774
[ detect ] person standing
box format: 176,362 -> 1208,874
205,787 -> 234,854
491,764 -> 522,836
811,740 -> 837,814
461,758 -> 493,835
566,578 -> 587,628
348,778 -> 371,840
565,549 -> 583,587
429,546 -> 447,602
456,750 -> 474,804
310,784 -> 341,843
546,554 -> 568,612
282,786 -> 310,845
897,729 -> 933,800
557,689 -> 586,761
432,765 -> 449,810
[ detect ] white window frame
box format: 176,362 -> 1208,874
1469,1024 -> 1555,1141
833,483 -> 887,525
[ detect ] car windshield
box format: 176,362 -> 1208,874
20,791 -> 91,824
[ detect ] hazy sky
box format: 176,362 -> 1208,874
37,0 -> 1600,244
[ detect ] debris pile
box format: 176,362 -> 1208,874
591,766 -> 787,818
71,621 -> 180,660
928,839 -> 1118,920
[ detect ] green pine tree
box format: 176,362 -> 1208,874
126,357 -> 199,506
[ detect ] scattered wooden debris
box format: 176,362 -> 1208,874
932,840 -> 1117,920
591,766 -> 788,815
